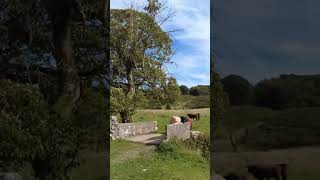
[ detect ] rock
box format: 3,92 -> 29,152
154,121 -> 158,131
0,173 -> 22,180
110,116 -> 119,140
190,131 -> 203,140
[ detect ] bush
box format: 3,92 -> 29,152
158,134 -> 210,160
0,80 -> 49,171
183,133 -> 210,159
0,80 -> 107,178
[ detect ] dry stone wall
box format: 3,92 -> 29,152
110,116 -> 158,139
166,123 -> 190,140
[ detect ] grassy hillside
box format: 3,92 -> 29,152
214,106 -> 320,179
167,95 -> 210,109
219,106 -> 320,150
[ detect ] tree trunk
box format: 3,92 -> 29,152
32,156 -> 53,180
229,132 -> 238,152
120,64 -> 135,123
50,0 -> 81,120
120,111 -> 131,123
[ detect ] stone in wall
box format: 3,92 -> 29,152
110,116 -> 119,140
166,123 -> 190,140
117,122 -> 157,138
110,120 -> 157,139
190,131 -> 203,140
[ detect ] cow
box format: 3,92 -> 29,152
187,113 -> 200,120
180,116 -> 193,130
247,163 -> 287,180
169,116 -> 181,124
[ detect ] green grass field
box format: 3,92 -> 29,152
213,105 -> 320,179
111,140 -> 209,180
110,108 -> 210,180
19,108 -> 209,180
133,108 -> 210,134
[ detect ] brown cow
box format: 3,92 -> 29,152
180,116 -> 193,130
247,163 -> 287,180
187,113 -> 200,120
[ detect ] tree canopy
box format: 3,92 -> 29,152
221,75 -> 254,106
110,5 -> 179,121
0,0 -> 108,179
189,85 -> 210,96
179,85 -> 189,95
255,74 -> 320,109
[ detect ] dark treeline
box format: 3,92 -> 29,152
179,85 -> 210,96
221,74 -> 320,109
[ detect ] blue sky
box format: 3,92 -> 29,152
215,0 -> 320,84
111,0 -> 210,88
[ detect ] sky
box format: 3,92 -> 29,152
111,0 -> 210,88
215,0 -> 320,84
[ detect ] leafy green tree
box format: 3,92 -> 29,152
254,74 -> 320,109
179,85 -> 189,95
221,75 -> 254,105
110,87 -> 147,123
211,55 -> 228,136
110,2 -> 173,121
0,0 -> 108,179
164,77 -> 181,108
0,80 -> 107,179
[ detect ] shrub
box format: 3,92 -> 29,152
183,133 -> 210,159
158,134 -> 210,160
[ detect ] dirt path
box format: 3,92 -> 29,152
123,134 -> 165,145
111,134 -> 165,164
111,144 -> 156,164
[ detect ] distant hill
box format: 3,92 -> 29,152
175,85 -> 210,109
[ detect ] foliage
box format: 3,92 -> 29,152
189,85 -> 210,96
144,87 -> 165,109
163,77 -> 181,106
179,85 -> 189,95
0,80 -> 107,178
158,139 -> 208,160
254,74 -> 320,109
73,88 -> 108,150
110,5 -> 174,120
0,80 -> 49,172
111,87 -> 147,122
0,0 -> 108,179
183,133 -> 210,159
222,74 -> 254,105
211,69 -> 228,131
